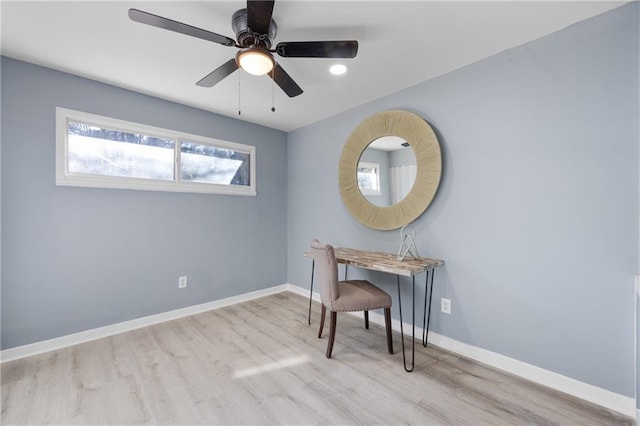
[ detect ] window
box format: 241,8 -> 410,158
357,161 -> 381,195
56,107 -> 256,195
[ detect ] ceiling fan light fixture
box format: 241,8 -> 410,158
236,47 -> 275,76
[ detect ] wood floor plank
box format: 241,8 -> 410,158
1,291 -> 634,425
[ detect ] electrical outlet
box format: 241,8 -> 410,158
441,298 -> 451,314
178,276 -> 188,289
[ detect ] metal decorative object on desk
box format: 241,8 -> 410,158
397,225 -> 419,261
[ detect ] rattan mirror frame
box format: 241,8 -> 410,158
339,110 -> 442,230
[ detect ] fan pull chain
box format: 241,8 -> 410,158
238,70 -> 242,116
271,68 -> 276,112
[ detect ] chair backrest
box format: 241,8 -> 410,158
310,239 -> 339,309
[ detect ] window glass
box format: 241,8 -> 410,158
68,121 -> 175,180
180,141 -> 250,186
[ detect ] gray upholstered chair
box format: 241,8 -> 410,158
310,240 -> 393,358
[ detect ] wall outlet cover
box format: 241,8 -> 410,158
179,276 -> 188,289
441,298 -> 451,314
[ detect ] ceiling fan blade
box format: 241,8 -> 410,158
129,9 -> 237,47
269,64 -> 303,98
275,41 -> 358,58
196,59 -> 239,87
246,0 -> 275,35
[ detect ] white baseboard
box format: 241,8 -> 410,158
2,282 -> 636,419
287,281 -> 321,301
287,283 -> 636,418
0,284 -> 289,363
636,277 -> 639,425
428,329 -> 635,418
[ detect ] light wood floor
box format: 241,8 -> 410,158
1,292 -> 634,425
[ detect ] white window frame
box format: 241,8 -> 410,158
357,161 -> 381,196
55,107 -> 257,196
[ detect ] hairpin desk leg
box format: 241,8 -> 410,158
397,274 -> 416,372
307,259 -> 315,325
422,269 -> 435,347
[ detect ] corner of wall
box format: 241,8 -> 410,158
0,54 -> 4,348
636,0 -> 640,415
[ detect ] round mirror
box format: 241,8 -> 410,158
339,110 -> 442,230
357,136 -> 417,207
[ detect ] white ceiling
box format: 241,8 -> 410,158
0,1 -> 625,132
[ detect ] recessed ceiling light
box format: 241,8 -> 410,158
330,64 -> 348,75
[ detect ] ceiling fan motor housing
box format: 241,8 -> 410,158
232,9 -> 277,49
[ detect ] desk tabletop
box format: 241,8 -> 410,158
306,247 -> 444,277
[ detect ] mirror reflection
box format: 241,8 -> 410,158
357,136 -> 417,207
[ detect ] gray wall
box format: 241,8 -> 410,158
389,145 -> 416,167
0,57 -> 288,349
0,57 -> 3,351
287,3 -> 638,398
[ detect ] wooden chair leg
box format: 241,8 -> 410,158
326,311 -> 337,358
318,304 -> 326,338
364,311 -> 369,329
384,307 -> 393,354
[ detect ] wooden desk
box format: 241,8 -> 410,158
333,247 -> 443,276
306,247 -> 444,372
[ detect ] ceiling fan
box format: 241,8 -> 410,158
128,1 -> 359,98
